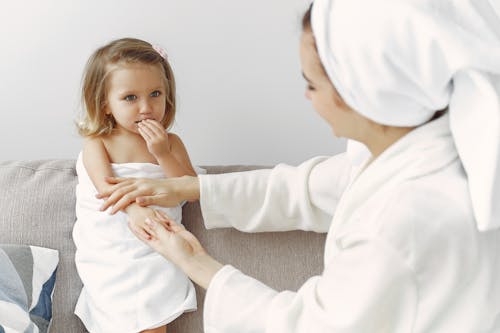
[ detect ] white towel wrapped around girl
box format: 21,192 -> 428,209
73,153 -> 197,332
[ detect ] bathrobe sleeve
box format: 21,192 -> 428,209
199,153 -> 352,233
204,235 -> 417,333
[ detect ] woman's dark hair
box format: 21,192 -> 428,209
302,3 -> 313,31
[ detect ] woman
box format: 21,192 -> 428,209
98,0 -> 500,331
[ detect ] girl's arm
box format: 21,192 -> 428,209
138,119 -> 196,178
83,137 -> 157,236
155,133 -> 196,177
82,137 -> 115,194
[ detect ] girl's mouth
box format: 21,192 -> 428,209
134,119 -> 155,124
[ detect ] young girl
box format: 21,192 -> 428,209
73,38 -> 197,333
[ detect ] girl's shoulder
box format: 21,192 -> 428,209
167,132 -> 186,150
83,136 -> 107,152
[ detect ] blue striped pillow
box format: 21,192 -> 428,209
0,244 -> 58,333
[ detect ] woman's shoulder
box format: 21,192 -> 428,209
361,169 -> 476,265
385,163 -> 471,224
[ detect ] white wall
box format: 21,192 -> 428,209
0,0 -> 346,165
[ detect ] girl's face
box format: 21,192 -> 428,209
105,63 -> 167,134
299,31 -> 355,138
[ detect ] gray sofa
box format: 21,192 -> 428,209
0,159 -> 326,333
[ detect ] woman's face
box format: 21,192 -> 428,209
299,31 -> 354,137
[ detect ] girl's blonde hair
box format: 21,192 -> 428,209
77,37 -> 176,137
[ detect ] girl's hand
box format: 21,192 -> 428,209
138,119 -> 171,159
97,175 -> 200,214
129,210 -> 223,289
125,205 -> 160,240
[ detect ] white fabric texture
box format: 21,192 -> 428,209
311,0 -> 500,230
73,154 -> 196,333
202,114 -> 500,332
201,154 -> 354,233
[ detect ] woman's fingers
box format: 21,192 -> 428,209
153,209 -> 169,219
138,190 -> 184,208
99,185 -> 139,213
152,210 -> 183,233
95,177 -> 131,198
136,194 -> 167,207
104,176 -> 129,184
145,217 -> 173,240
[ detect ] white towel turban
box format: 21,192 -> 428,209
311,0 -> 500,231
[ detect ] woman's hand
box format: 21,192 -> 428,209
97,175 -> 200,214
129,210 -> 223,289
137,119 -> 171,159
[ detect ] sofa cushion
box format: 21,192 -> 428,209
0,244 -> 58,333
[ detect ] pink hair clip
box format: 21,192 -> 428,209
152,44 -> 168,60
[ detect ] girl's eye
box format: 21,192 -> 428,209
307,85 -> 315,91
151,90 -> 161,97
124,95 -> 137,101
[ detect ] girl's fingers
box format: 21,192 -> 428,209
140,120 -> 167,139
139,123 -> 155,141
128,221 -> 152,241
144,119 -> 166,134
138,126 -> 152,141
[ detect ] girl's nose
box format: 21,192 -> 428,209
305,89 -> 311,100
139,101 -> 153,114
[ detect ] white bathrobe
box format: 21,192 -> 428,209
73,154 -> 197,333
200,114 -> 500,332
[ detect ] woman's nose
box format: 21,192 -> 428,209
305,89 -> 312,100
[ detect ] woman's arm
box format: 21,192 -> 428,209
132,215 -> 417,332
99,153 -> 353,231
203,238 -> 416,333
98,175 -> 199,213
199,154 -> 352,232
